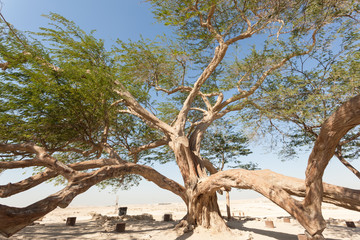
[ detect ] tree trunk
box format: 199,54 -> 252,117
226,191 -> 231,220
170,139 -> 229,232
177,191 -> 229,233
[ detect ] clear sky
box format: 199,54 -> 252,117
0,0 -> 359,207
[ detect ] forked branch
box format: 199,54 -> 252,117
0,161 -> 186,237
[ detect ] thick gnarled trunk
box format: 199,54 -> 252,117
170,138 -> 229,232
188,192 -> 227,231
175,190 -> 229,233
1,95 -> 359,239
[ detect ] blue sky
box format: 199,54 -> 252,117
0,0 -> 359,207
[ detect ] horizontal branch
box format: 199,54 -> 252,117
0,159 -> 43,169
0,169 -> 56,198
196,168 -> 360,212
129,138 -> 168,156
0,161 -> 186,237
155,85 -> 193,95
0,181 -> 94,237
0,143 -> 78,180
0,158 -> 119,198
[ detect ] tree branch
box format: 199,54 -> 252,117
129,138 -> 169,156
335,147 -> 360,180
0,161 -> 186,237
303,94 -> 360,235
114,81 -> 175,135
217,29 -> 320,112
0,158 -> 43,169
174,44 -> 229,133
0,143 -> 78,180
0,158 -> 118,198
197,169 -> 360,211
196,168 -> 360,236
339,131 -> 360,146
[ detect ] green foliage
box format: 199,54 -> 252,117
97,174 -> 142,191
113,37 -> 187,90
0,13 -> 115,149
201,119 -> 254,170
0,13 -> 165,190
148,0 -> 358,48
238,19 -> 360,160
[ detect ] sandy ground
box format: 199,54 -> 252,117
2,198 -> 360,240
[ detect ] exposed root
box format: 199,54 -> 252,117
305,231 -> 325,240
174,219 -> 195,233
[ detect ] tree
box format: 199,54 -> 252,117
201,119 -> 253,171
0,1 -> 359,239
201,119 -> 254,219
241,19 -> 360,177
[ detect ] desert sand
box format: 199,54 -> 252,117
1,198 -> 359,240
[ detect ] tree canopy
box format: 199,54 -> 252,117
0,1 -> 359,239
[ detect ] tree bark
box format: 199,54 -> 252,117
0,161 -> 186,237
169,134 -> 229,232
303,94 -> 360,238
226,190 -> 231,220
189,192 -> 228,231
335,149 -> 360,180
196,168 -> 360,238
1,90 -> 359,238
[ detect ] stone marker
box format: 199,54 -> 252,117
115,222 -> 126,232
66,217 -> 76,226
118,207 -> 128,216
346,221 -> 356,228
265,220 -> 275,228
164,213 -> 173,221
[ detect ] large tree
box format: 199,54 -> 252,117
0,1 -> 359,239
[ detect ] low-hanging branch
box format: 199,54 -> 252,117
0,158 -> 119,198
0,160 -> 187,237
1,160 -> 359,238
196,169 -> 360,212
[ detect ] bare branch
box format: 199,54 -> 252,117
114,81 -> 175,135
0,143 -> 78,179
175,44 -> 229,132
155,85 -> 193,95
190,107 -> 207,113
194,3 -> 224,44
335,147 -> 360,180
305,94 -> 360,194
201,157 -> 218,175
0,159 -> 42,169
218,29 -> 320,112
0,158 -> 118,198
339,131 -> 360,146
197,169 -> 360,211
0,161 -> 186,237
301,94 -> 360,235
196,168 -> 360,236
129,138 -> 169,156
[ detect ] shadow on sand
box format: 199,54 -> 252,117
227,217 -> 343,240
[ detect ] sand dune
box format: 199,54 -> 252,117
2,198 -> 359,240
